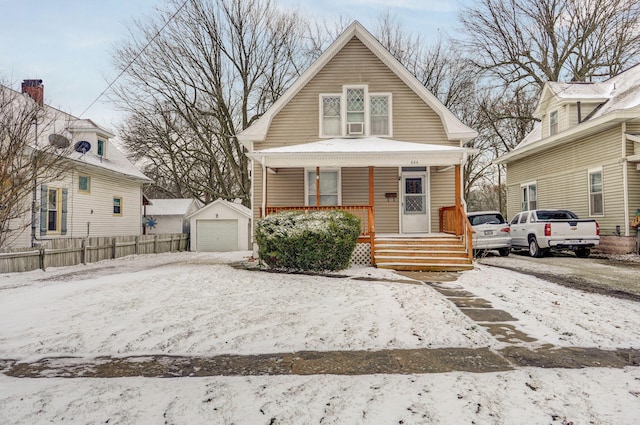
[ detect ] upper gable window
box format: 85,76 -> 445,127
549,110 -> 558,136
319,85 -> 392,137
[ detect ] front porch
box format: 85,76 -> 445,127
251,137 -> 476,272
265,204 -> 474,272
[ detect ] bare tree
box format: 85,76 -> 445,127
0,82 -> 71,248
111,0 -> 311,205
459,0 -> 640,89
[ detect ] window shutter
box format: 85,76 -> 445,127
40,185 -> 48,235
61,188 -> 68,235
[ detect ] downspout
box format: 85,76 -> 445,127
30,118 -> 38,247
622,123 -> 630,236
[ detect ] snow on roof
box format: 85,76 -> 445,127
187,198 -> 251,219
147,199 -> 199,216
501,64 -> 640,163
252,137 -> 468,154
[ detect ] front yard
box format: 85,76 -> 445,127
0,252 -> 639,424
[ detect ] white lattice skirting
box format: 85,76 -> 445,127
350,243 -> 371,266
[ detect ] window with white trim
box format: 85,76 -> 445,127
588,167 -> 603,216
521,182 -> 537,211
47,187 -> 61,232
321,95 -> 341,136
306,169 -> 340,206
319,85 -> 392,137
550,110 -> 558,136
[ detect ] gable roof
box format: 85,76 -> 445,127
187,198 -> 251,219
146,198 -> 201,216
236,21 -> 477,146
497,64 -> 640,164
1,83 -> 151,182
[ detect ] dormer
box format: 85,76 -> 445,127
319,84 -> 392,138
67,119 -> 115,159
534,82 -> 613,138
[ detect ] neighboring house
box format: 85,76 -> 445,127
237,21 -> 478,271
2,79 -> 151,249
187,199 -> 251,252
495,64 -> 640,254
145,198 -> 201,235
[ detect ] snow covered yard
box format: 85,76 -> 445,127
1,252 -> 639,424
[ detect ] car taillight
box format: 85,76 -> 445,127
500,227 -> 510,233
544,223 -> 551,237
596,221 -> 600,236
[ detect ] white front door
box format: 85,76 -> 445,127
401,170 -> 429,233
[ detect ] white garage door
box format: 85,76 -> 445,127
196,220 -> 238,252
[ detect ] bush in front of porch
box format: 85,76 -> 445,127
256,210 -> 361,272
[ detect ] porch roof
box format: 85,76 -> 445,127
246,137 -> 477,168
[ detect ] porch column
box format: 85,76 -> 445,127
369,166 -> 375,266
261,160 -> 267,217
315,166 -> 320,206
455,164 -> 462,235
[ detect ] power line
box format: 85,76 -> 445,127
78,0 -> 189,120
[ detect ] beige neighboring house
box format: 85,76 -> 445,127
495,64 -> 640,254
238,21 -> 478,271
3,80 -> 151,249
145,198 -> 201,235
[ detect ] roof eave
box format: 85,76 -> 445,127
495,110 -> 638,165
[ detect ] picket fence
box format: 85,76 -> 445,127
0,234 -> 188,273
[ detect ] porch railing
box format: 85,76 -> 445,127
439,205 -> 474,263
265,205 -> 374,236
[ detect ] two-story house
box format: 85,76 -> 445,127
3,79 -> 151,249
495,64 -> 640,253
237,21 -> 478,271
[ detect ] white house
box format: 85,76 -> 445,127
188,199 -> 251,252
145,198 -> 201,235
2,79 -> 151,249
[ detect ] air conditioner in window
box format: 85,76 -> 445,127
347,122 -> 364,135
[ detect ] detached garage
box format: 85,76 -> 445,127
188,199 -> 251,252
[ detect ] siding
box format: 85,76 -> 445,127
259,37 -> 451,149
506,126 -> 627,232
430,167 -> 456,231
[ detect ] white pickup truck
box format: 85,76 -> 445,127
509,209 -> 600,258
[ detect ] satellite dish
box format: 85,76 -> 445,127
74,140 -> 91,154
48,133 -> 70,149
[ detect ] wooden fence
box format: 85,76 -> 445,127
0,233 -> 189,274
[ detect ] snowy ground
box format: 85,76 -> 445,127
1,252 -> 639,424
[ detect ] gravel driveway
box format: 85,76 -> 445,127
478,250 -> 640,301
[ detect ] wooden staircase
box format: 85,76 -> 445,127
373,235 -> 473,272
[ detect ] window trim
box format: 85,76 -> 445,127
549,110 -> 558,136
47,187 -> 62,234
369,92 -> 393,137
520,181 -> 537,211
113,196 -> 123,216
78,174 -> 91,194
304,168 -> 341,206
319,85 -> 393,138
319,94 -> 342,138
97,139 -> 106,157
588,166 -> 604,216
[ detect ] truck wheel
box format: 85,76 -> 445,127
528,237 -> 544,258
498,248 -> 510,257
575,248 -> 590,258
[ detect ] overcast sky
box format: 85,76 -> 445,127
0,0 -> 465,132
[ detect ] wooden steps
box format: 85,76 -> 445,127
374,235 -> 473,272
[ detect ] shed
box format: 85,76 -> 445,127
146,198 -> 202,234
188,199 -> 252,252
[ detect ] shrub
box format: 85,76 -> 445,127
255,209 -> 361,272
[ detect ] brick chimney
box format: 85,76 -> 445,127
21,79 -> 44,106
